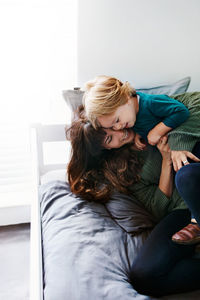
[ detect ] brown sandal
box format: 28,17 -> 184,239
172,223 -> 200,245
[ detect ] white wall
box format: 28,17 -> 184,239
78,0 -> 200,91
0,0 -> 77,125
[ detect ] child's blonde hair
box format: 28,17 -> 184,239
83,75 -> 136,129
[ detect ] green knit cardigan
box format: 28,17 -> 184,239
169,92 -> 200,151
130,146 -> 187,222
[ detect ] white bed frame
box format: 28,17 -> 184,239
30,123 -> 68,300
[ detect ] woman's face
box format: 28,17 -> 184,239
103,128 -> 135,149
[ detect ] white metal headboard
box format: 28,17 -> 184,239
30,122 -> 70,300
30,123 -> 69,185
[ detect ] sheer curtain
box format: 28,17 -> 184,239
0,0 -> 77,207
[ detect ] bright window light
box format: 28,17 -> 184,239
0,0 -> 77,207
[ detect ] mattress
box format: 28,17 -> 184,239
39,180 -> 200,300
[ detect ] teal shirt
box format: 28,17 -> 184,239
133,92 -> 189,140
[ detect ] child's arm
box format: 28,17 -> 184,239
141,94 -> 190,146
148,95 -> 190,130
147,122 -> 172,146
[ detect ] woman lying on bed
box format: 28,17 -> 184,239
66,107 -> 200,297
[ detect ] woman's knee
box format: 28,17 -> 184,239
192,141 -> 200,158
175,164 -> 200,193
175,166 -> 188,191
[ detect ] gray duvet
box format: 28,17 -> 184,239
39,181 -> 200,300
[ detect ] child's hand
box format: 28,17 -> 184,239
147,129 -> 162,146
135,133 -> 146,150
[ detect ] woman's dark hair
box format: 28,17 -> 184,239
66,105 -> 142,202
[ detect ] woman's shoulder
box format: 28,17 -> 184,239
171,91 -> 200,107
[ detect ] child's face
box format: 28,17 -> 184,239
97,97 -> 137,130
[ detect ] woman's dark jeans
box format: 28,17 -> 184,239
130,210 -> 200,297
130,142 -> 200,297
175,141 -> 200,225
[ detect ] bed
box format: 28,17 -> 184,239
30,77 -> 200,300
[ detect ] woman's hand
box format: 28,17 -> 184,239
171,150 -> 200,172
156,135 -> 172,164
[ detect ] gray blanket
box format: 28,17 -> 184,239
39,181 -> 200,300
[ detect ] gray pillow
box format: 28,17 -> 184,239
136,76 -> 191,95
62,77 -> 191,114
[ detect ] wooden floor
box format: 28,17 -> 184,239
0,223 -> 30,300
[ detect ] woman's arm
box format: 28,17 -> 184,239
157,136 -> 173,197
130,136 -> 188,221
148,124 -> 200,171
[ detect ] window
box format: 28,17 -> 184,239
0,0 -> 77,208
